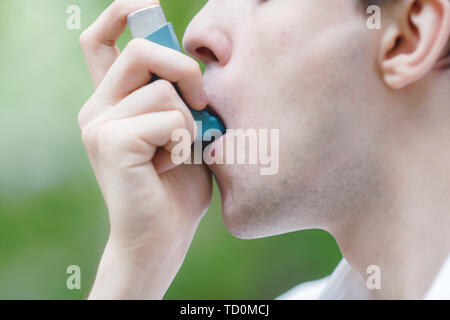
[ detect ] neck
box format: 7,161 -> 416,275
331,99 -> 450,299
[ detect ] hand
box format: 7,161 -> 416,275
78,0 -> 212,299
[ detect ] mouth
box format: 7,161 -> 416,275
199,106 -> 224,149
195,102 -> 226,150
204,104 -> 226,129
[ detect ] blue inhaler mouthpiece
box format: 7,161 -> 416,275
127,5 -> 226,144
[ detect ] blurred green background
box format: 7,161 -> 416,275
0,0 -> 341,299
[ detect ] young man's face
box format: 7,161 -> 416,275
183,0 -> 387,238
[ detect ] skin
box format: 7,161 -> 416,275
79,0 -> 450,299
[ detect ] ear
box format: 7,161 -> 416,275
379,0 -> 450,89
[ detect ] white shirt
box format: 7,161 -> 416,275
276,255 -> 450,300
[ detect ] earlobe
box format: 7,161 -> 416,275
379,0 -> 450,89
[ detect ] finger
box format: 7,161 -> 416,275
79,80 -> 197,141
95,110 -> 188,170
153,149 -> 179,174
95,38 -> 207,109
80,0 -> 160,88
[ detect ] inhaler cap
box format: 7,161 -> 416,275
127,5 -> 167,39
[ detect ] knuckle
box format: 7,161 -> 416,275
97,121 -> 118,147
79,28 -> 93,49
154,79 -> 176,100
183,59 -> 202,78
97,121 -> 129,155
77,103 -> 90,129
125,38 -> 148,59
110,0 -> 133,18
81,125 -> 99,153
171,110 -> 186,128
77,97 -> 97,129
77,111 -> 85,130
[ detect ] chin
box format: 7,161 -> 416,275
208,162 -> 256,239
210,162 -> 309,240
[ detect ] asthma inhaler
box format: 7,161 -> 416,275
127,5 -> 226,144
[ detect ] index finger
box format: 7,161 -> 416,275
95,39 -> 207,110
80,0 -> 160,88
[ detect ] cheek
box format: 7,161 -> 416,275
225,27 -> 303,124
246,26 -> 299,74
